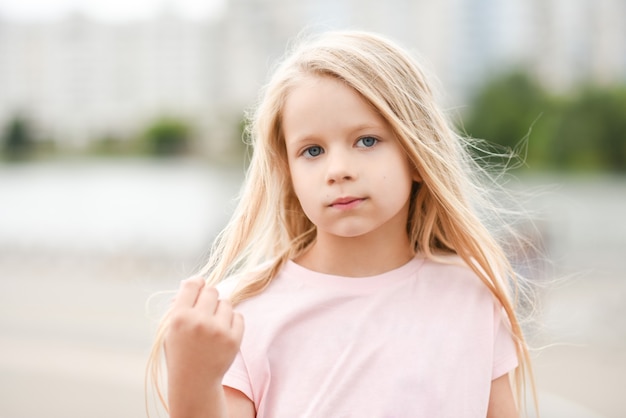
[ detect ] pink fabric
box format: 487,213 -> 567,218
220,255 -> 518,417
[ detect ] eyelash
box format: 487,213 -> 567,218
301,136 -> 379,158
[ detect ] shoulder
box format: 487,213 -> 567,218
215,260 -> 290,307
420,254 -> 483,283
215,261 -> 275,301
418,254 -> 495,301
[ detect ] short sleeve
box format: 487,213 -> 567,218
222,351 -> 254,401
491,305 -> 519,379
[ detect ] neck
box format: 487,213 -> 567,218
295,229 -> 414,277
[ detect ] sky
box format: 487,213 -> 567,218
0,0 -> 225,21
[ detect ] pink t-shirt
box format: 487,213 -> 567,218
220,255 -> 518,417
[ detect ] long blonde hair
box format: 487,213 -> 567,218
147,30 -> 537,414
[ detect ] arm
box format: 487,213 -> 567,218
224,386 -> 256,417
487,373 -> 518,418
165,277 -> 250,418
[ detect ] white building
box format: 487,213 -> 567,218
0,12 -> 219,149
527,0 -> 626,92
0,0 -> 624,150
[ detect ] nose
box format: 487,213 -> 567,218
325,149 -> 356,184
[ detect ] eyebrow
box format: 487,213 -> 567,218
349,123 -> 386,134
288,123 -> 387,143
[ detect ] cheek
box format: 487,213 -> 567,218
289,167 -> 305,200
288,160 -> 302,192
386,169 -> 415,206
293,192 -> 318,225
289,169 -> 313,211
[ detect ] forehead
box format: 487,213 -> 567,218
281,75 -> 389,142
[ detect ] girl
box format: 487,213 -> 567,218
148,30 -> 536,417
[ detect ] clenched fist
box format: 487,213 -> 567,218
164,277 -> 245,416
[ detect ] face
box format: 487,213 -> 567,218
282,75 -> 418,241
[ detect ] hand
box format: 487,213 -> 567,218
164,277 -> 245,389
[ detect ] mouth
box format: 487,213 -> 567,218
329,196 -> 366,210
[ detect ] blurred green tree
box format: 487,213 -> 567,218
461,71 -> 626,172
462,71 -> 549,162
1,115 -> 36,161
141,116 -> 192,156
550,87 -> 626,171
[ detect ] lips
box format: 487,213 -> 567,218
329,196 -> 366,209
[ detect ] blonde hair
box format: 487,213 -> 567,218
147,30 -> 537,415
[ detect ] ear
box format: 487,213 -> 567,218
411,165 -> 422,183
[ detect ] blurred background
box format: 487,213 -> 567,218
0,0 -> 624,417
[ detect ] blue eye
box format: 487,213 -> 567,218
357,136 -> 378,148
303,146 -> 323,158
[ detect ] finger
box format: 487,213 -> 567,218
194,285 -> 220,313
214,299 -> 234,324
171,277 -> 205,308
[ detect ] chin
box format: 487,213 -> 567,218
329,226 -> 373,239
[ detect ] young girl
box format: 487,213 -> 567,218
148,30 -> 536,417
